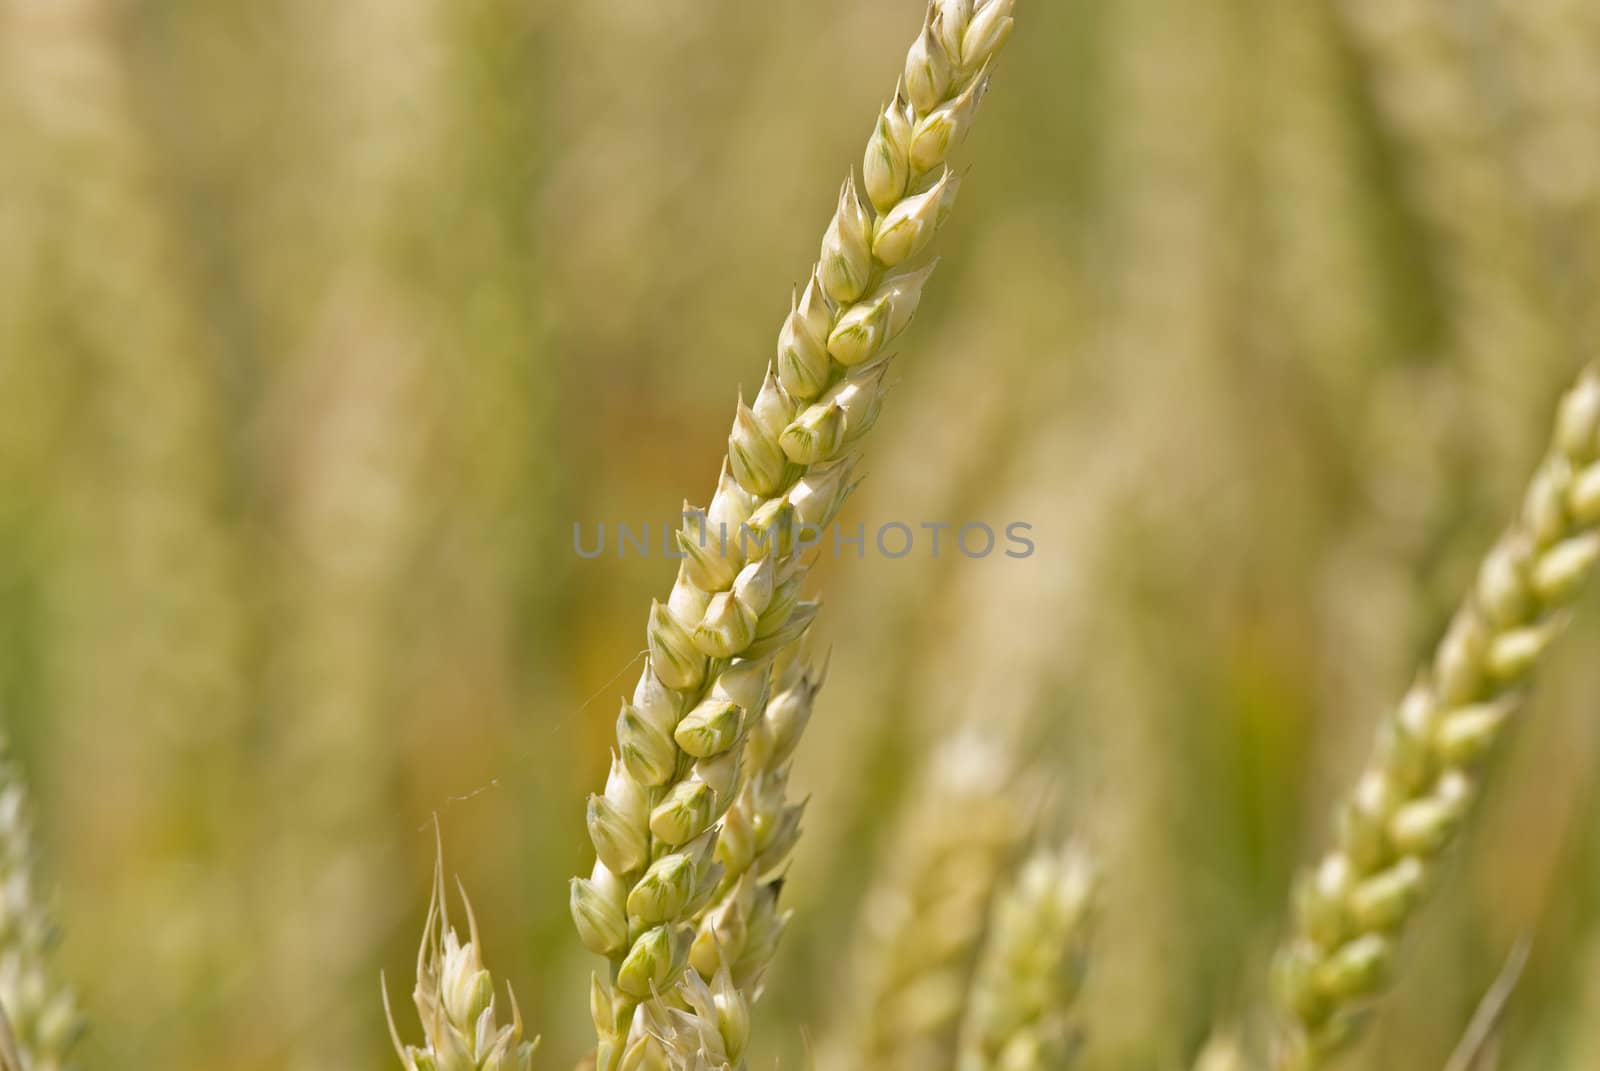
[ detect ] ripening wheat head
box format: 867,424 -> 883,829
1272,364 -> 1600,1068
957,841 -> 1095,1071
385,850 -> 539,1071
569,2 -> 1020,1068
824,735 -> 1031,1071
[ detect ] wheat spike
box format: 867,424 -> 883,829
821,736 -> 1028,1071
385,845 -> 538,1071
1272,364 -> 1600,1068
957,842 -> 1095,1071
572,3 -> 1019,1067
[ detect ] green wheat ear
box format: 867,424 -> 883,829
1272,365 -> 1600,1069
569,2 -> 1020,1068
958,841 -> 1096,1071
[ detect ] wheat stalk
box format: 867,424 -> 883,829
1271,364 -> 1600,1068
957,841 -> 1095,1071
0,738 -> 81,1071
1338,0 -> 1571,468
385,848 -> 538,1071
1,2 -> 258,1057
1563,937 -> 1600,1069
1258,0 -> 1390,400
571,3 -> 1018,1067
1489,0 -> 1600,357
1063,0 -> 1248,1054
1441,941 -> 1529,1071
262,0 -> 453,1056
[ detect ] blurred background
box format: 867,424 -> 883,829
2,0 -> 1600,1068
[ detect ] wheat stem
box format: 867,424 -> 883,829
1272,364 -> 1600,1068
0,1 -> 252,1055
1440,940 -> 1530,1071
1338,0 -> 1571,466
1488,0 -> 1600,357
571,3 -> 1019,1067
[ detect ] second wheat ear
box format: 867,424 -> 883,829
958,841 -> 1096,1071
385,863 -> 538,1071
569,2 -> 1021,1069
1272,364 -> 1600,1069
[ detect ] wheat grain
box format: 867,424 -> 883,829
572,2 -> 1018,1066
0,738 -> 81,1071
1271,364 -> 1600,1069
957,841 -> 1095,1071
385,852 -> 538,1071
685,653 -> 821,994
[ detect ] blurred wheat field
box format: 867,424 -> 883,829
2,0 -> 1600,1068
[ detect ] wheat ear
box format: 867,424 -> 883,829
385,849 -> 538,1071
957,842 -> 1095,1071
1271,364 -> 1600,1068
571,3 -> 1018,1068
822,736 -> 1028,1071
0,738 -> 81,1071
